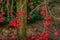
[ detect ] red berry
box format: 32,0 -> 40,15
45,21 -> 51,27
9,21 -> 16,27
40,11 -> 46,16
30,5 -> 34,9
45,29 -> 50,33
16,23 -> 22,27
9,21 -> 14,26
21,10 -> 26,15
10,8 -> 14,14
54,30 -> 59,36
42,33 -> 49,39
13,17 -> 17,21
17,18 -> 21,23
5,3 -> 9,8
17,11 -> 21,16
0,17 -> 4,22
2,12 -> 6,15
12,2 -> 14,4
28,16 -> 32,20
47,16 -> 52,21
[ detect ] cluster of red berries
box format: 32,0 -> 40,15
0,0 -> 24,28
27,5 -> 34,20
26,29 -> 54,40
9,18 -> 22,28
40,6 -> 52,27
40,6 -> 59,38
17,10 -> 26,16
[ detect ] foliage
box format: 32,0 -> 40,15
0,0 -> 17,28
27,0 -> 43,24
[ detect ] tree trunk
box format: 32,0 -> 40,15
16,0 -> 27,40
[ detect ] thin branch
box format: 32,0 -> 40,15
30,2 -> 44,12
